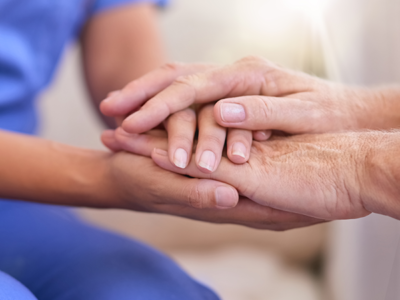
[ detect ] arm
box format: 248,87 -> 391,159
0,129 -> 323,230
0,129 -> 236,210
0,129 -> 111,207
80,3 -> 164,127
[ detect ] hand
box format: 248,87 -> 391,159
101,150 -> 324,230
126,130 -> 386,220
102,56 -> 396,135
102,104 -> 271,173
100,62 -> 272,170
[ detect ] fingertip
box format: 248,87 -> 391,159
152,147 -> 171,169
172,148 -> 189,169
229,142 -> 248,164
101,130 -> 121,152
121,115 -> 141,134
253,130 -> 272,141
197,150 -> 217,174
102,129 -> 115,139
100,99 -> 112,116
228,153 -> 248,164
100,91 -> 122,117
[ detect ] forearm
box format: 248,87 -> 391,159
81,3 -> 164,127
0,130 -> 113,208
362,131 -> 400,218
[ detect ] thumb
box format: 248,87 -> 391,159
177,177 -> 239,210
214,96 -> 320,134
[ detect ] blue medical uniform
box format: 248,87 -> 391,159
0,1 -> 219,299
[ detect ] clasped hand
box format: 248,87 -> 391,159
100,56 -> 400,226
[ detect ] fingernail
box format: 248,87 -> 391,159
174,148 -> 188,169
215,186 -> 237,209
154,148 -> 168,156
232,142 -> 246,158
220,103 -> 245,122
199,150 -> 216,172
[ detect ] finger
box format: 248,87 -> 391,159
152,147 -> 330,223
100,63 -> 215,117
121,56 -> 313,133
152,148 -> 244,192
172,177 -> 239,210
101,130 -> 122,152
165,108 -> 196,169
226,128 -> 252,164
195,105 -> 226,173
166,197 -> 325,230
214,95 -> 320,134
253,130 -> 272,141
114,127 -> 167,157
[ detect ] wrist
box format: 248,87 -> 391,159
361,131 -> 400,219
45,142 -> 116,209
353,86 -> 400,130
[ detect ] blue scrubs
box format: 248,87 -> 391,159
0,1 -> 219,299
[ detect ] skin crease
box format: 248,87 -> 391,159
101,56 -> 400,222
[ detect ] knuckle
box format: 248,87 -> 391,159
183,184 -> 208,209
260,66 -> 287,96
173,74 -> 198,87
201,134 -> 225,148
171,108 -> 196,123
254,96 -> 273,120
160,62 -> 183,73
171,134 -> 193,146
171,75 -> 198,98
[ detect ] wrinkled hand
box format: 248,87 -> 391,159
101,56 -> 385,136
103,149 -> 323,230
126,130 -> 382,220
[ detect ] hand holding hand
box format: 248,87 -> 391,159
123,130 -> 395,221
102,149 -> 323,230
102,56 -> 395,136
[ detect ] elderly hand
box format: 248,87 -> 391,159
123,129 -> 400,221
101,56 -> 400,136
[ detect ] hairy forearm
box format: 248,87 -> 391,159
0,130 -> 114,207
362,131 -> 400,218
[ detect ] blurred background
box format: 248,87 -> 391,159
37,0 -> 400,299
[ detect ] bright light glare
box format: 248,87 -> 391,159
283,0 -> 332,21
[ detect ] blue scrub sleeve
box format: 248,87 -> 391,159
0,271 -> 38,300
91,0 -> 168,15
